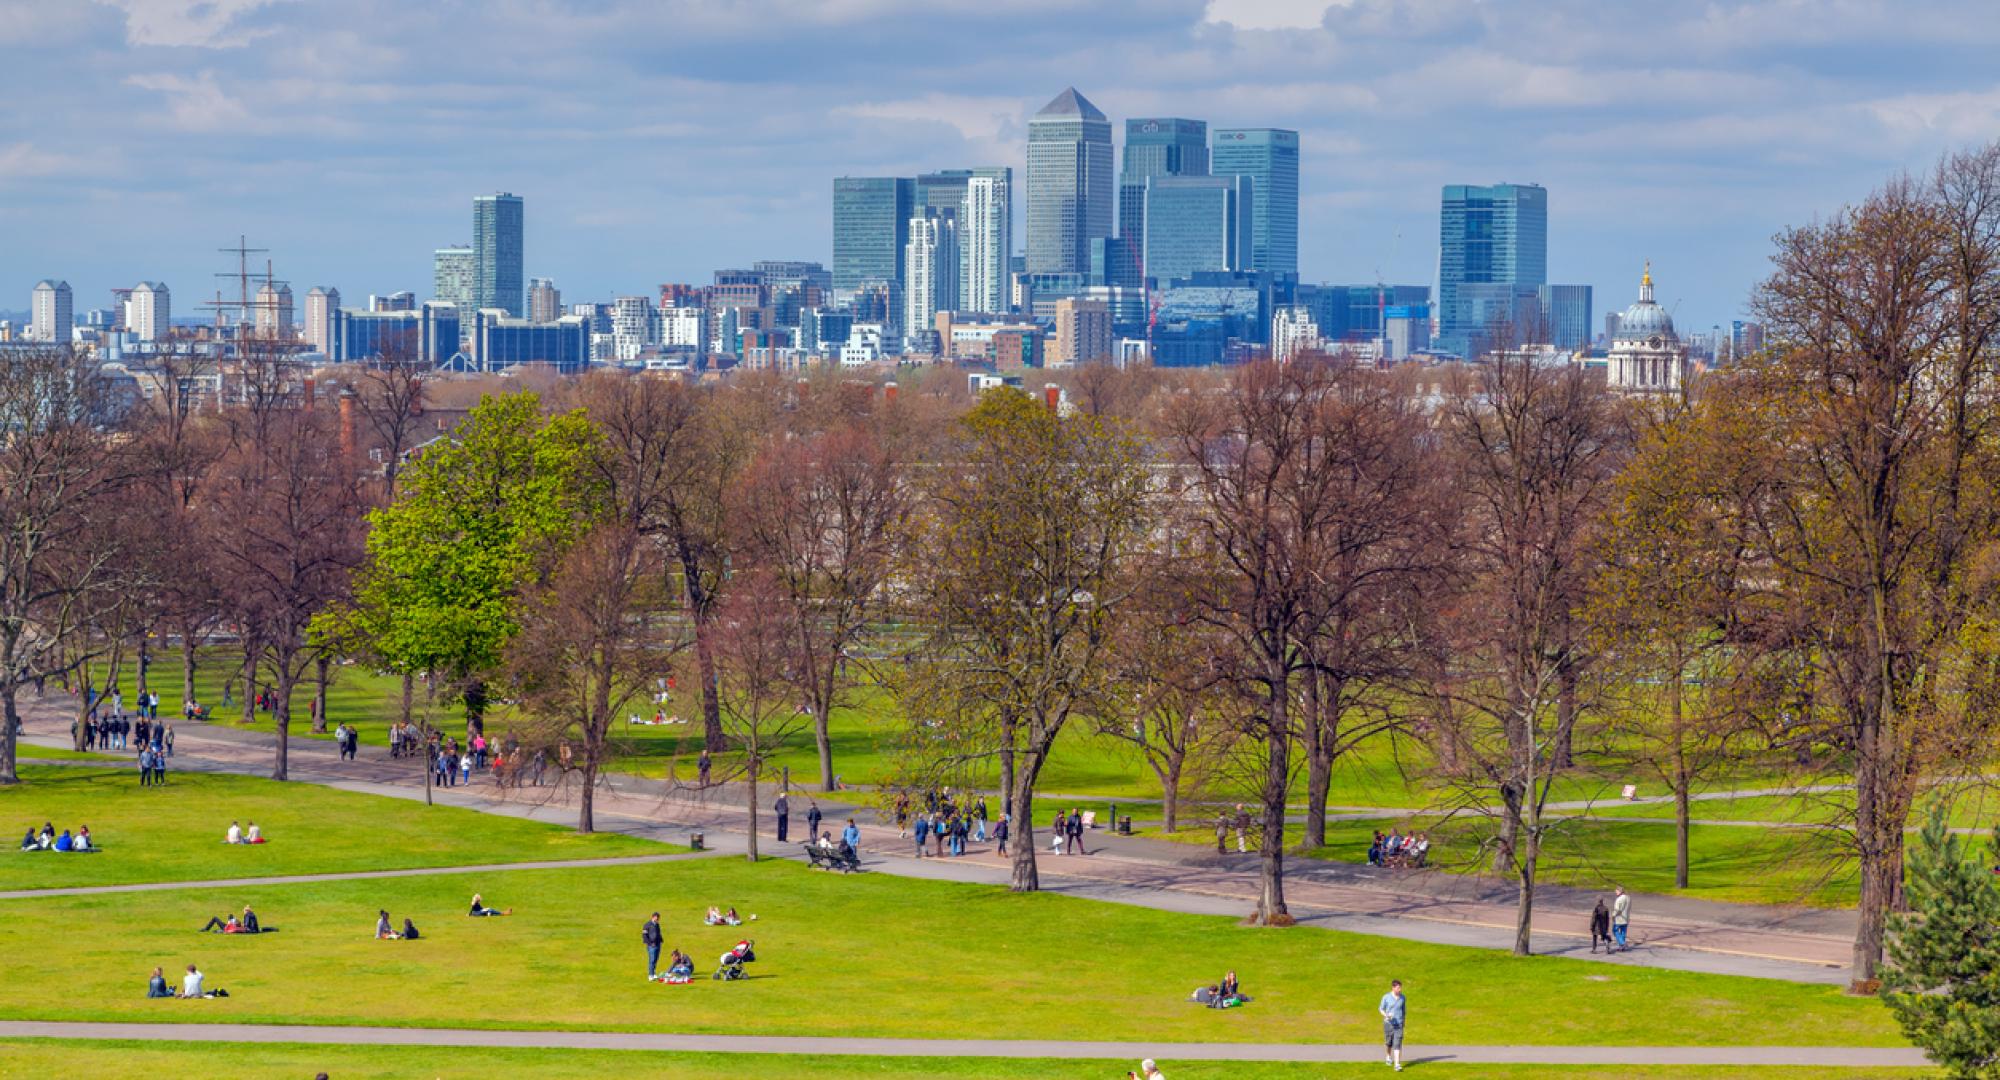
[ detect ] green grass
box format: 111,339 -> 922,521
0,856 -> 1902,1047
0,766 -> 674,890
1288,815 -> 1858,907
16,743 -> 117,762
0,1041 -> 1931,1080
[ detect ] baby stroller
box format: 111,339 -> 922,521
713,940 -> 756,981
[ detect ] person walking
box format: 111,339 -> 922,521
841,818 -> 860,858
1610,886 -> 1631,952
775,791 -> 790,844
642,912 -> 663,979
973,795 -> 988,843
137,746 -> 152,787
1215,813 -> 1229,854
912,812 -> 929,858
806,800 -> 823,842
1067,807 -> 1086,856
993,813 -> 1009,856
696,749 -> 711,787
1589,898 -> 1612,953
1234,804 -> 1251,853
1378,979 -> 1407,1072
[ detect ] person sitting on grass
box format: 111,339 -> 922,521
469,893 -> 511,917
704,906 -> 742,927
402,917 -> 421,940
1221,971 -> 1241,999
246,822 -> 264,844
146,967 -> 171,999
19,827 -> 38,852
1128,1058 -> 1165,1080
240,905 -> 261,933
37,823 -> 53,849
52,829 -> 73,852
199,914 -> 241,934
74,826 -> 92,851
225,821 -> 243,845
376,911 -> 399,940
179,964 -> 205,998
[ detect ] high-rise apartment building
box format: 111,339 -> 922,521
1210,128 -> 1297,277
1120,118 -> 1208,273
1051,297 -> 1111,365
611,295 -> 657,361
254,281 -> 294,339
915,168 -> 1012,315
1143,175 -> 1253,285
832,177 -> 915,295
1026,88 -> 1114,275
433,246 -> 475,319
31,279 -> 72,344
1438,183 -> 1548,357
129,281 -> 170,341
303,287 -> 339,353
527,278 -> 561,323
473,192 -> 525,316
903,209 -> 959,341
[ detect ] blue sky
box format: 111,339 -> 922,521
4,0 -> 1998,334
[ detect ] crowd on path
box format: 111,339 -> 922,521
889,789 -> 1010,859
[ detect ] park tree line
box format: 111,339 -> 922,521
0,143 -> 1996,993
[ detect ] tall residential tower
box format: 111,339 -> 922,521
473,192 -> 525,317
31,279 -> 72,344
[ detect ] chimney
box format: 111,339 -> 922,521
338,389 -> 357,458
303,376 -> 316,409
883,381 -> 898,406
1044,383 -> 1061,412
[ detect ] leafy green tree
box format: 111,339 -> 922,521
317,392 -> 596,737
1883,809 -> 2000,1077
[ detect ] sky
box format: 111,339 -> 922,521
5,0 -> 2000,335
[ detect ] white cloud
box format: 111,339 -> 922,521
0,142 -> 96,181
124,71 -> 256,132
1203,0 -> 1338,31
100,0 -> 290,48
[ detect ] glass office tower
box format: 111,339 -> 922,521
1210,128 -> 1298,277
1438,183 -> 1548,357
473,192 -> 525,317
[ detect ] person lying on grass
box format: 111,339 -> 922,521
469,893 -> 512,917
199,914 -> 243,934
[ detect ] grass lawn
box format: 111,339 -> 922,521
0,1041 -> 1932,1080
0,766 -> 673,891
0,857 -> 1902,1047
16,744 -> 117,762
1288,815 -> 1858,907
0,1041 -> 1931,1080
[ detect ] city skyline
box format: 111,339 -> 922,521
5,1 -> 1999,333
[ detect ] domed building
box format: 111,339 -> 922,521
1606,264 -> 1685,392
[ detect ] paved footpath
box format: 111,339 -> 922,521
0,1020 -> 1929,1067
15,704 -> 1858,985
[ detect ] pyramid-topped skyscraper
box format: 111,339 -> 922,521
1026,87 -> 1114,275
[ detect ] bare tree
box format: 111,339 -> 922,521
0,347 -> 143,783
204,406 -> 367,780
1424,353 -> 1621,955
737,423 -> 905,792
711,567 -> 813,861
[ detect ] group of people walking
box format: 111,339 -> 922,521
893,789 -> 1008,858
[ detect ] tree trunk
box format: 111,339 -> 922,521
181,635 -> 197,711
400,672 -> 414,726
1513,827 -> 1539,956
693,610 -> 724,752
578,754 -> 598,834
271,661 -> 295,781
745,758 -> 761,862
1008,746 -> 1042,891
311,655 -> 330,734
137,638 -> 151,698
239,639 -> 257,726
0,682 -> 21,784
1162,753 -> 1183,834
1254,672 -> 1291,924
463,678 -> 487,735
814,701 -> 835,793
1494,778 -> 1523,874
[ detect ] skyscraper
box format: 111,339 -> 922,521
1120,118 -> 1208,250
903,208 -> 959,341
915,168 -> 1011,315
1143,175 -> 1253,285
1026,87 -> 1114,275
1537,283 -> 1592,351
1438,183 -> 1548,357
1210,128 -> 1297,277
528,278 -> 561,323
254,281 -> 294,339
30,279 -> 71,344
473,192 -> 525,317
434,245 -> 475,317
129,281 -> 170,341
303,286 -> 339,353
832,177 -> 916,295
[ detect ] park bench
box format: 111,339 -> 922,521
802,843 -> 861,873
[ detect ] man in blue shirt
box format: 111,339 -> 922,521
1378,979 -> 1406,1072
841,819 -> 861,856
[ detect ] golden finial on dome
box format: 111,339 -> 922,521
1642,260 -> 1652,288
